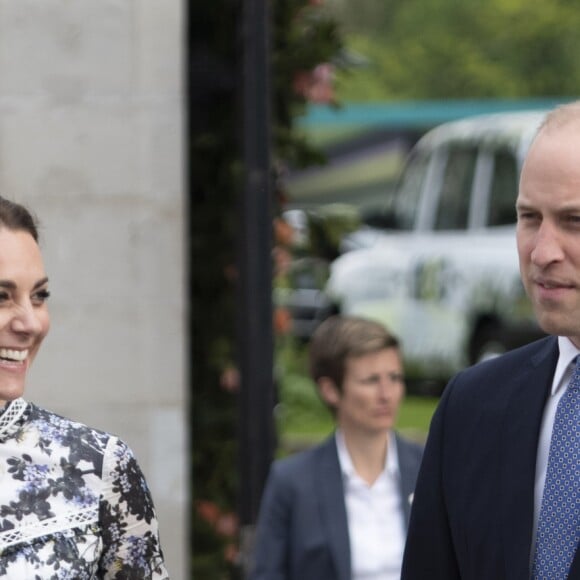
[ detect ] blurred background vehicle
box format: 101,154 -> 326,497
274,255 -> 335,340
289,110 -> 549,393
276,205 -> 359,339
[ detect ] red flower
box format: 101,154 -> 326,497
196,500 -> 220,526
274,307 -> 293,335
274,217 -> 295,246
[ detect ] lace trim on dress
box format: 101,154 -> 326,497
0,506 -> 99,551
0,398 -> 28,441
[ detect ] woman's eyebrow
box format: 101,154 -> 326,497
0,277 -> 49,290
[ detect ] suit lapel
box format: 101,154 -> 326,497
500,338 -> 557,580
315,436 -> 350,580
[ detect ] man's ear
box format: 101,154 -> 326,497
318,377 -> 341,408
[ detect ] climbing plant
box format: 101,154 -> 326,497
191,1 -> 344,576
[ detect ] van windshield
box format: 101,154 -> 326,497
385,151 -> 429,230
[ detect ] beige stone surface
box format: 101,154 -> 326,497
0,1 -> 187,578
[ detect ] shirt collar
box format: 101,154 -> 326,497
553,336 -> 580,396
335,429 -> 399,481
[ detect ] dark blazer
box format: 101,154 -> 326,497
402,335 -> 580,580
250,432 -> 423,580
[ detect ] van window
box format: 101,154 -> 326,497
388,151 -> 429,230
434,147 -> 477,230
487,151 -> 518,226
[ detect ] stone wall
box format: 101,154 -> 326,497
0,2 -> 187,578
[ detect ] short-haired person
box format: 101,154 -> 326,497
251,315 -> 423,580
0,196 -> 168,577
402,101 -> 580,579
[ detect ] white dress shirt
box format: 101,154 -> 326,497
530,336 -> 580,567
336,430 -> 406,580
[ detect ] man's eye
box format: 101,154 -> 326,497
0,292 -> 9,303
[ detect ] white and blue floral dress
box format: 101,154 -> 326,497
0,398 -> 169,579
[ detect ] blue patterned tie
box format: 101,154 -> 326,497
532,357 -> 580,579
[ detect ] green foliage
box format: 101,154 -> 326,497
191,0 -> 245,575
333,0 -> 580,100
306,203 -> 361,260
273,2 -> 344,169
276,338 -> 334,445
192,1 -> 346,576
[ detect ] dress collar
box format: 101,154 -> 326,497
0,398 -> 29,441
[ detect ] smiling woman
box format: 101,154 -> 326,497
0,197 -> 169,579
0,228 -> 49,403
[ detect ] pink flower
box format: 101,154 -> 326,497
220,367 -> 240,393
216,512 -> 239,537
293,63 -> 335,104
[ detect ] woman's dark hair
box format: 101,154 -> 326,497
0,196 -> 39,242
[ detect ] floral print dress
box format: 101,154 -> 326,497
0,398 -> 169,579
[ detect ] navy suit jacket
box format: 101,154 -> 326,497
402,336 -> 580,580
250,432 -> 423,580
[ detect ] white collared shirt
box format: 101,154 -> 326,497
530,336 -> 580,566
336,430 -> 406,580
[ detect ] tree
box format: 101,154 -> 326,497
333,0 -> 580,100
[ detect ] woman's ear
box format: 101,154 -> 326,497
318,377 -> 341,408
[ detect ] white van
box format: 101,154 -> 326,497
325,111 -> 548,392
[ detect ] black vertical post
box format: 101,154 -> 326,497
238,0 -> 274,574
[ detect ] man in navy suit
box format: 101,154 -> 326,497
250,315 -> 423,580
402,101 -> 580,579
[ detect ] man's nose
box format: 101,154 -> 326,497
531,222 -> 564,267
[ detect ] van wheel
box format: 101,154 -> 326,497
470,324 -> 508,364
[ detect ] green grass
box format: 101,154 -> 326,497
397,395 -> 439,441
